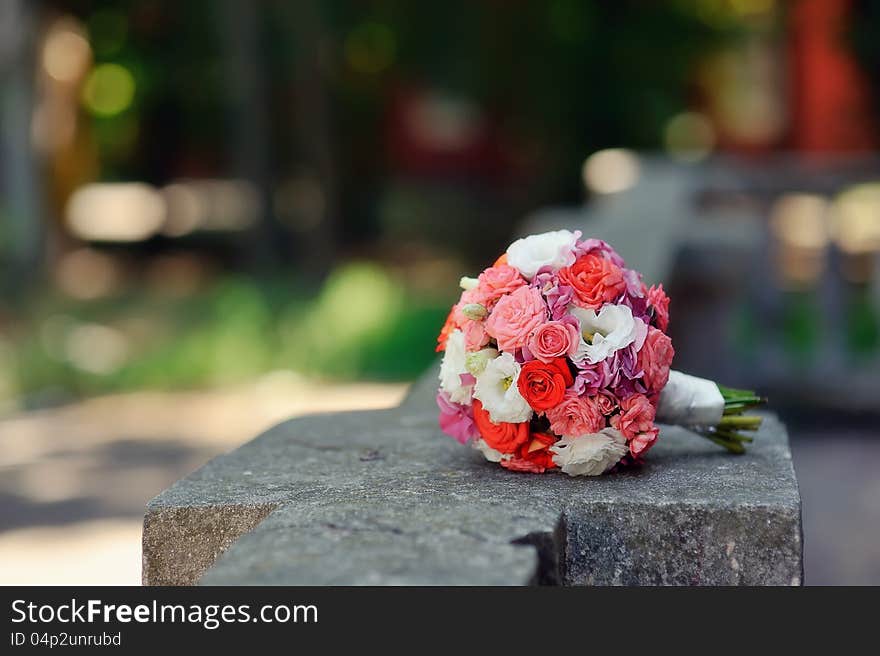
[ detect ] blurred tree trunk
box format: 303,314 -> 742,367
283,0 -> 337,277
0,0 -> 44,298
219,0 -> 280,268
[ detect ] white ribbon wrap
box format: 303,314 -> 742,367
656,370 -> 724,427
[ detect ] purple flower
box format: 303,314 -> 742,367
618,291 -> 651,324
622,267 -> 645,298
574,238 -> 626,268
436,392 -> 479,445
605,344 -> 648,400
531,267 -> 575,320
572,358 -> 613,396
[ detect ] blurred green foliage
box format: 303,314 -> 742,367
2,264 -> 450,406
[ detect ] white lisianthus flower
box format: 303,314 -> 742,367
506,229 -> 579,280
473,352 -> 533,424
438,329 -> 473,404
550,428 -> 629,476
569,303 -> 645,364
472,438 -> 510,463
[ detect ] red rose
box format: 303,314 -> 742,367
517,358 -> 574,412
558,254 -> 627,309
501,432 -> 558,473
472,399 -> 530,454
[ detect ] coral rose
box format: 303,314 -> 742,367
558,254 -> 627,309
472,399 -> 530,454
517,357 -> 574,412
546,391 -> 605,437
527,319 -> 580,363
610,394 -> 656,441
485,285 -> 547,352
477,264 -> 526,307
647,284 -> 670,332
462,319 -> 490,351
629,426 -> 659,458
637,327 -> 675,394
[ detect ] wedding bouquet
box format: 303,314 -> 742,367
436,230 -> 764,476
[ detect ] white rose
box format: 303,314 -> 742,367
472,438 -> 510,463
506,229 -> 579,280
569,303 -> 645,364
438,330 -> 472,404
473,352 -> 533,424
550,428 -> 629,476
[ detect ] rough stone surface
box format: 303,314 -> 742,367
143,366 -> 802,586
142,504 -> 277,586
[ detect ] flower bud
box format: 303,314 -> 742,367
461,303 -> 488,321
459,276 -> 479,291
465,348 -> 499,377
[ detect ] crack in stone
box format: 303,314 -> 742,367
322,520 -> 405,536
511,521 -> 564,586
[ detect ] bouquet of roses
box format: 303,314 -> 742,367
436,230 -> 764,476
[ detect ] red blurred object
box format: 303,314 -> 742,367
789,0 -> 877,151
384,85 -> 512,179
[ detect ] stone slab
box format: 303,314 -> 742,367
143,367 -> 802,586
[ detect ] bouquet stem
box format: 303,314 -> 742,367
697,385 -> 765,454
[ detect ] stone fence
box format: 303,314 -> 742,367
143,367 -> 802,585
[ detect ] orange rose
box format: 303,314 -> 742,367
472,399 -> 530,454
435,305 -> 458,352
558,254 -> 626,309
517,358 -> 574,412
501,431 -> 558,472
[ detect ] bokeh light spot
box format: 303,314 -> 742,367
42,23 -> 91,83
82,63 -> 136,117
663,111 -> 716,162
582,149 -> 640,195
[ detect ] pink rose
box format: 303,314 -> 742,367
647,284 -> 670,331
546,391 -> 605,437
462,319 -> 490,351
527,319 -> 579,363
486,286 -> 547,352
595,391 -> 618,416
477,264 -> 526,307
611,394 -> 656,441
637,327 -> 675,394
630,427 -> 659,458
